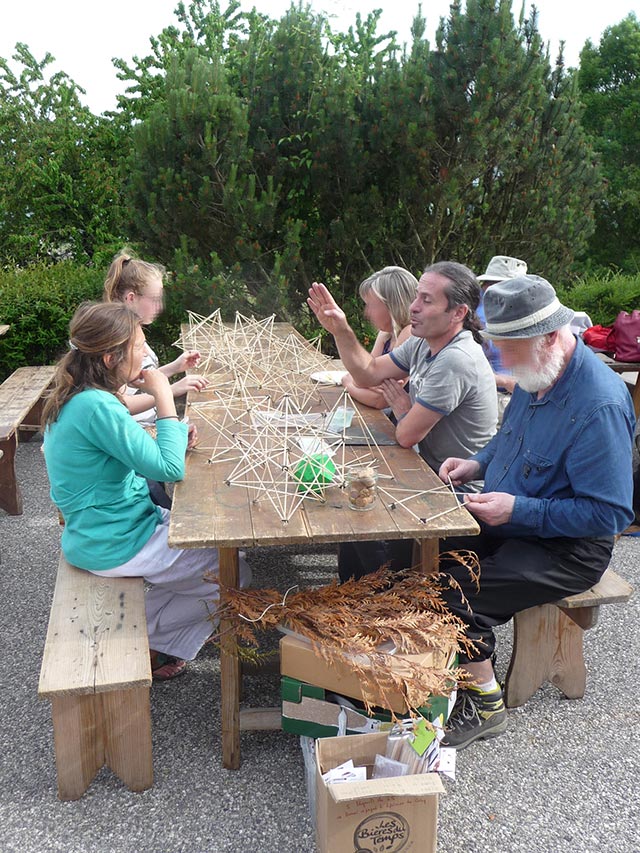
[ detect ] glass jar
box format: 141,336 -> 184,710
345,467 -> 378,511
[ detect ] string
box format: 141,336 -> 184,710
238,584 -> 299,623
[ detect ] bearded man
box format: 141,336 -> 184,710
438,274 -> 635,750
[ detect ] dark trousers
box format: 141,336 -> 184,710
338,539 -> 413,583
438,531 -> 613,663
147,478 -> 172,509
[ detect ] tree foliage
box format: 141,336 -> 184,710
116,0 -> 601,319
0,45 -> 127,265
578,14 -> 640,270
0,1 -> 610,327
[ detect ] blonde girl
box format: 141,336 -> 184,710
43,302 -> 249,679
341,266 -> 418,408
104,251 -> 208,423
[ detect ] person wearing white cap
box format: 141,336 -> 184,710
477,256 -> 528,414
436,274 -> 635,750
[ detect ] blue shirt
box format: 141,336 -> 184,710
472,338 -> 635,538
478,292 -> 512,390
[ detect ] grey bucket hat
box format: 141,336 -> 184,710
482,275 -> 575,339
477,255 -> 528,283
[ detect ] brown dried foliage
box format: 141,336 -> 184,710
212,551 -> 480,716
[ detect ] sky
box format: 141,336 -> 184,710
1,0 -> 637,114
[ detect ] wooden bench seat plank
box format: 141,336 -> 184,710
0,365 -> 56,515
39,557 -> 151,697
556,568 -> 633,608
0,365 -> 56,440
504,567 -> 633,708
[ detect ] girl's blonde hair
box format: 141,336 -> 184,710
103,249 -> 165,302
358,266 -> 418,338
42,302 -> 140,427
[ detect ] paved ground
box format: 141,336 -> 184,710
1,438 -> 639,853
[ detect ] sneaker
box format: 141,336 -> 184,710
442,685 -> 508,750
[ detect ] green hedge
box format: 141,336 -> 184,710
0,263 -> 104,381
2,263 -> 639,384
557,271 -> 640,326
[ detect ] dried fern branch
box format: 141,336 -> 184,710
210,554 -> 479,716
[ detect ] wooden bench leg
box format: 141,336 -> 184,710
50,688 -> 153,800
220,546 -> 241,769
504,604 -> 587,708
103,688 -> 153,792
50,694 -> 105,800
18,395 -> 47,442
0,434 -> 22,515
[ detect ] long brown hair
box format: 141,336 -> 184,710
103,249 -> 165,302
42,302 -> 140,427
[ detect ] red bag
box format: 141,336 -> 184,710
583,324 -> 615,353
613,310 -> 640,362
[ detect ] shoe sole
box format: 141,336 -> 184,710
444,716 -> 508,751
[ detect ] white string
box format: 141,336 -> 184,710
238,584 -> 299,623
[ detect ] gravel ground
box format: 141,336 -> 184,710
1,438 -> 638,853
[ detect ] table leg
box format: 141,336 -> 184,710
631,375 -> 640,419
219,546 -> 241,769
414,538 -> 439,574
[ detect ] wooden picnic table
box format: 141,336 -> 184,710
169,327 -> 480,769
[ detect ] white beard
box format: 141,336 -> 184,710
512,339 -> 564,393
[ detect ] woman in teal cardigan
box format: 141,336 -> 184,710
43,301 -> 250,679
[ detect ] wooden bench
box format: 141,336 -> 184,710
0,365 -> 56,515
38,554 -> 153,800
503,567 -> 634,708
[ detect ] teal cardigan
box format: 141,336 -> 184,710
44,388 -> 188,570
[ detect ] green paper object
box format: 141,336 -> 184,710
292,454 -> 336,493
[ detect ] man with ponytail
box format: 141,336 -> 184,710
309,262 -> 497,582
309,261 -> 497,481
43,302 -> 250,681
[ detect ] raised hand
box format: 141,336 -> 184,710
134,367 -> 172,398
307,282 -> 350,336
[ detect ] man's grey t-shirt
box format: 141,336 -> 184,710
389,330 -> 497,475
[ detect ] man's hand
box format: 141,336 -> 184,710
463,491 -> 515,526
307,282 -> 350,336
439,457 -> 481,486
380,379 -> 412,419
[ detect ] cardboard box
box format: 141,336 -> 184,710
280,633 -> 455,714
316,732 -> 444,853
281,676 -> 452,739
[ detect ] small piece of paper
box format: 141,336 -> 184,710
322,759 -> 367,784
434,747 -> 456,781
410,718 -> 435,757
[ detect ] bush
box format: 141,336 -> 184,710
557,271 -> 640,326
0,263 -> 103,381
